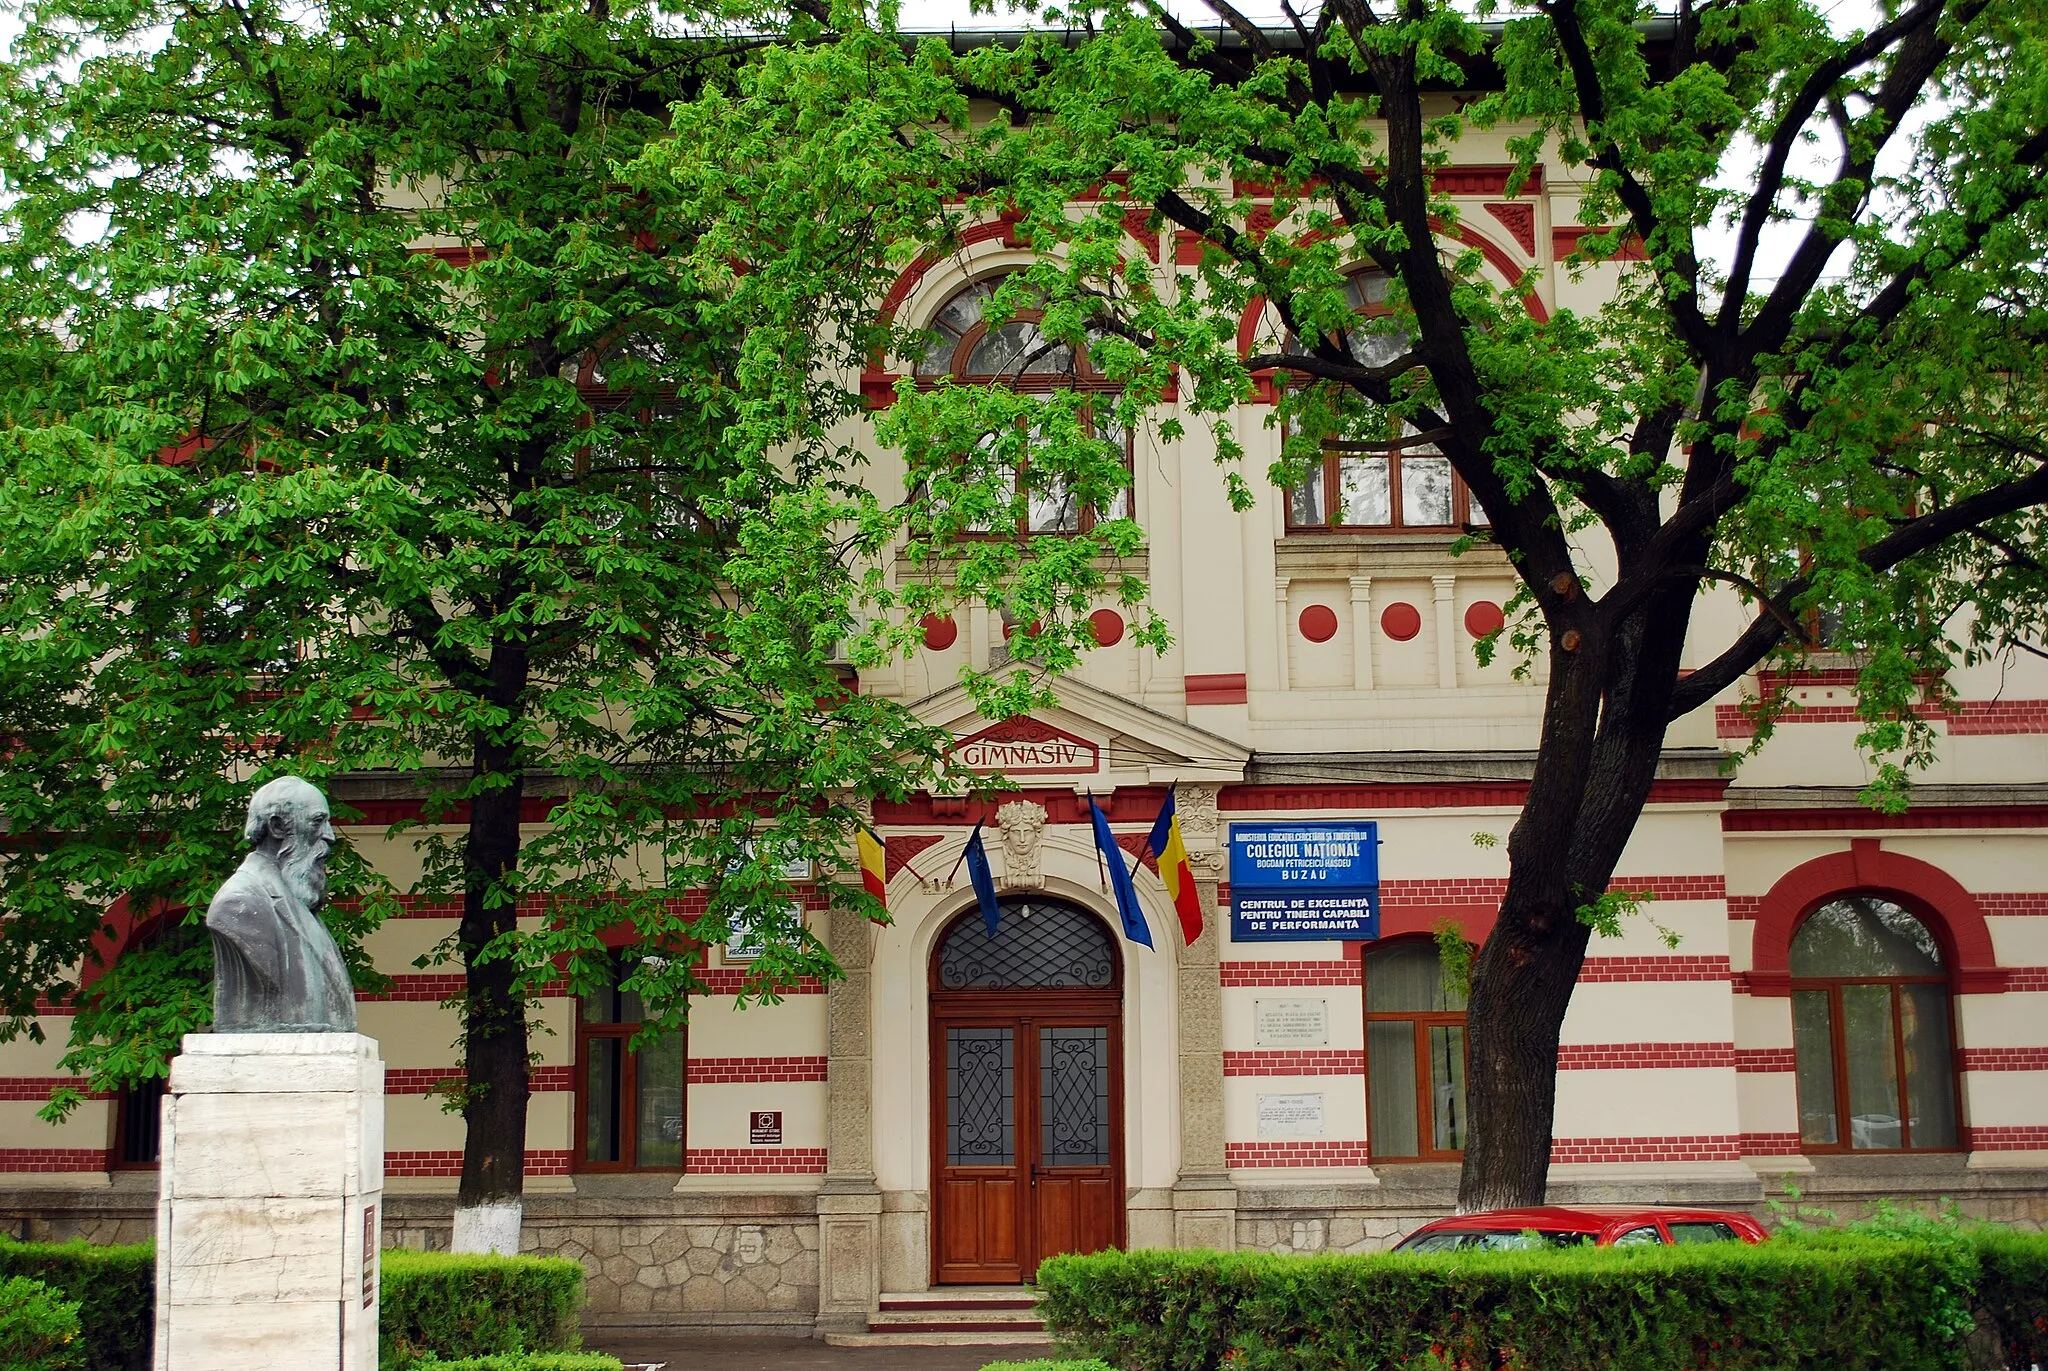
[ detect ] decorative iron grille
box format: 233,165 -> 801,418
937,900 -> 1117,989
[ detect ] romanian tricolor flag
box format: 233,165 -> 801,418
856,827 -> 888,910
1148,787 -> 1204,946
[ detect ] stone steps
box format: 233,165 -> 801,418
820,1288 -> 1050,1347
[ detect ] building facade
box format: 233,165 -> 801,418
4,128 -> 2047,1337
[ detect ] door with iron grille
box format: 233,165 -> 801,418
930,898 -> 1124,1284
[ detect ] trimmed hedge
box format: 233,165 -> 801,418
980,1362 -> 1115,1371
380,1251 -> 589,1371
1972,1225 -> 2048,1369
403,1357 -> 622,1371
0,1240 -> 153,1371
1037,1231 -> 2048,1371
0,1275 -> 87,1371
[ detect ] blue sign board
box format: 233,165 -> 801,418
1228,821 -> 1380,941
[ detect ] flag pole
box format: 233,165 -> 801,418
944,815 -> 978,886
1090,794 -> 1109,892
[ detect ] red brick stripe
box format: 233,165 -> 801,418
384,1150 -> 572,1177
0,1077 -> 109,1102
0,1148 -> 110,1172
1556,1043 -> 1735,1070
688,1056 -> 829,1084
1978,893 -> 2048,916
1727,896 -> 1763,920
1224,1140 -> 1372,1168
382,1066 -> 573,1095
1222,1050 -> 1365,1077
356,970 -> 824,1002
1577,955 -> 1732,983
1739,1132 -> 1803,1155
1734,1048 -> 1797,1073
1550,1134 -> 1742,1163
1220,960 -> 1357,987
1966,1125 -> 2048,1151
1960,1047 -> 2048,1072
686,1147 -> 827,1174
1712,700 -> 2048,737
2007,967 -> 2048,992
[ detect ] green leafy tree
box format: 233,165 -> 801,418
0,0 -> 1136,1236
687,0 -> 2048,1208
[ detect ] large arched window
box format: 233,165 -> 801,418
914,277 -> 1131,535
1279,271 -> 1484,532
1790,895 -> 1960,1152
1364,939 -> 1468,1162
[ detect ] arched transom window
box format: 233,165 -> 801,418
935,898 -> 1118,989
1279,270 -> 1485,533
914,277 -> 1131,534
1789,895 -> 1960,1152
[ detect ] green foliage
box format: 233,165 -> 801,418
1035,1236 -> 2037,1371
400,1357 -> 622,1371
0,1240 -> 153,1371
0,1276 -> 85,1371
380,1251 -> 587,1371
1969,1225 -> 2048,1370
980,1361 -> 1115,1371
0,0 -> 1138,1139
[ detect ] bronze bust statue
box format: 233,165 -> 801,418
206,775 -> 357,1033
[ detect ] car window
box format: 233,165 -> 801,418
1612,1226 -> 1665,1247
1399,1228 -> 1594,1252
1666,1222 -> 1739,1245
1396,1232 -> 1472,1253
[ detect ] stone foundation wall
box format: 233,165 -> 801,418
385,1190 -> 820,1332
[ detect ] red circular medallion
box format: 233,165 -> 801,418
920,614 -> 958,651
1089,609 -> 1125,647
1381,602 -> 1423,642
1464,600 -> 1506,639
1297,604 -> 1339,643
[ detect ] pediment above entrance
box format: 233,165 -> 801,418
910,678 -> 1251,788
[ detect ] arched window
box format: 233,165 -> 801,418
1364,939 -> 1468,1162
914,277 -> 1132,535
1279,271 -> 1484,532
1790,895 -> 1960,1152
934,899 -> 1119,990
575,950 -> 688,1172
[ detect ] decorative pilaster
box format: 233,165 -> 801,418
1274,578 -> 1291,692
816,894 -> 881,1330
1432,574 -> 1460,689
1348,575 -> 1374,690
1169,785 -> 1237,1250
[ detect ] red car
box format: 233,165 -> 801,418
1392,1205 -> 1769,1253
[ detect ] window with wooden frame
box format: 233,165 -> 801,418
575,950 -> 687,1172
1789,895 -> 1960,1153
913,277 -> 1133,535
1280,272 -> 1485,533
1363,938 -> 1469,1162
566,334 -> 710,534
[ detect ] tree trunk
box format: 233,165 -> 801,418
454,643 -> 532,1253
1456,580 -> 1698,1211
1458,899 -> 1593,1211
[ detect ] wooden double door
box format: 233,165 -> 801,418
930,991 -> 1124,1284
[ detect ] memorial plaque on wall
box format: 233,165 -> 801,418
1256,1092 -> 1326,1139
1254,998 -> 1329,1047
749,1110 -> 783,1145
1229,821 -> 1380,941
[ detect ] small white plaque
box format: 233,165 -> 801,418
1256,1092 -> 1326,1139
1254,998 -> 1328,1047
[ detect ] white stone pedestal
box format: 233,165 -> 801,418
154,1033 -> 384,1371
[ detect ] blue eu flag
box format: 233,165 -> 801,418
1089,795 -> 1153,949
963,818 -> 1001,940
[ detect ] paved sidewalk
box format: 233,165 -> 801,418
586,1333 -> 1055,1371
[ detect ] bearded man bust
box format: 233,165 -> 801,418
206,775 -> 358,1033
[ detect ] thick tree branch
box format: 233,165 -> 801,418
1720,0 -> 1950,319
1669,459 -> 2048,718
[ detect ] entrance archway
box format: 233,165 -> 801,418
929,896 -> 1125,1284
